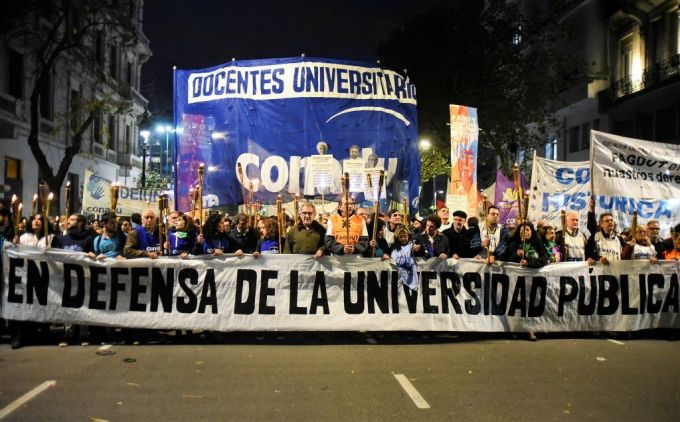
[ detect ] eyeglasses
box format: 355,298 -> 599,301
300,212 -> 314,215
143,215 -> 154,220
649,227 -> 660,230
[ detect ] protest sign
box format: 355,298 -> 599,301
3,246 -> 678,332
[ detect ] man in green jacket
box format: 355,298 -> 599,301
284,202 -> 325,257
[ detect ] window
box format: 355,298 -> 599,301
7,49 -> 24,99
109,44 -> 118,79
5,157 -> 21,180
568,126 -> 580,153
93,112 -> 102,144
125,124 -> 131,154
95,30 -> 105,66
4,157 -> 23,201
545,136 -> 558,160
581,122 -> 591,150
620,36 -> 633,79
126,60 -> 133,86
39,72 -> 53,119
70,89 -> 80,132
108,115 -> 117,151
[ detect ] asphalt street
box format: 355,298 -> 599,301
0,331 -> 679,421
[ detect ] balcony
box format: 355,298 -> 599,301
612,54 -> 680,100
116,152 -> 143,168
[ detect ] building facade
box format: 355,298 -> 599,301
545,0 -> 679,161
0,1 -> 151,214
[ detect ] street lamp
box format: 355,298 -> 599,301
140,130 -> 150,188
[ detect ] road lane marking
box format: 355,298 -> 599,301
393,374 -> 430,409
606,339 -> 625,345
0,380 -> 56,420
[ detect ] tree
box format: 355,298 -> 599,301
134,170 -> 172,191
420,147 -> 450,183
0,0 -> 141,211
379,0 -> 580,182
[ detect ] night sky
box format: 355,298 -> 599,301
141,0 -> 438,117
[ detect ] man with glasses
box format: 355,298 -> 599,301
480,205 -> 509,263
284,202 -> 326,257
124,208 -> 161,258
586,210 -> 623,265
646,220 -> 665,256
441,210 -> 480,258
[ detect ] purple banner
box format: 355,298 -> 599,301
494,170 -> 528,226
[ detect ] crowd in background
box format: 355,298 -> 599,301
1,195 -> 679,348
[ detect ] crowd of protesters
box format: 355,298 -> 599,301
1,195 -> 679,348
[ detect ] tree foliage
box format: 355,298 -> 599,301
420,147 -> 450,183
134,169 -> 172,191
379,0 -> 579,184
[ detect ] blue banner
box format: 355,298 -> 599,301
173,57 -> 420,213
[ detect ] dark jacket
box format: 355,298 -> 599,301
228,226 -> 258,253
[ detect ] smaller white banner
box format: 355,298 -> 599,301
591,130 -> 680,200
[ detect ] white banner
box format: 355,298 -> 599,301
82,169 -> 175,217
591,130 -> 680,200
529,154 -> 680,237
2,245 -> 679,332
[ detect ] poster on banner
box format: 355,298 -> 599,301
304,154 -> 340,195
448,105 -> 479,217
494,170 -> 528,226
591,130 -> 680,200
529,154 -> 680,236
81,170 -> 174,217
173,57 -> 420,215
4,246 -> 679,333
343,158 -> 366,193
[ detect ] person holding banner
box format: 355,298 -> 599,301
414,215 -> 449,259
89,212 -> 126,260
124,208 -> 161,259
664,230 -> 680,260
502,223 -> 549,268
324,197 -> 369,255
554,212 -> 588,262
195,213 -> 230,256
253,217 -> 280,257
165,214 -> 197,258
441,210 -> 480,259
383,209 -> 403,247
284,202 -> 326,257
59,214 -> 95,253
646,220 -> 666,257
365,219 -> 390,259
621,226 -> 658,263
586,210 -> 623,265
390,226 -> 420,291
228,213 -> 258,255
16,214 -> 59,248
479,206 -> 509,263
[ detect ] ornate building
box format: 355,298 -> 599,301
0,1 -> 151,214
545,0 -> 679,161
